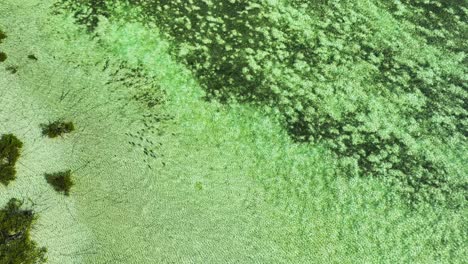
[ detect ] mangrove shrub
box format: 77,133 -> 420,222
0,134 -> 23,186
0,198 -> 47,264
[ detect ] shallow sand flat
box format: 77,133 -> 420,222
0,71 -> 94,264
0,1 -> 149,262
0,8 -> 93,262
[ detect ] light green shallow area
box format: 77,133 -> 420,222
1,0 -> 466,263
0,1 -> 301,263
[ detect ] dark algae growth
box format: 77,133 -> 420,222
27,54 -> 38,61
40,120 -> 75,138
0,29 -> 6,42
0,52 -> 7,62
6,65 -> 18,74
0,134 -> 23,186
45,170 -> 74,196
0,199 -> 47,264
0,29 -> 7,62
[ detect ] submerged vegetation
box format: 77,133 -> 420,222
45,170 -> 74,196
40,120 -> 75,138
0,198 -> 47,264
380,0 -> 467,53
58,0 -> 467,208
0,134 -> 23,186
133,0 -> 467,208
